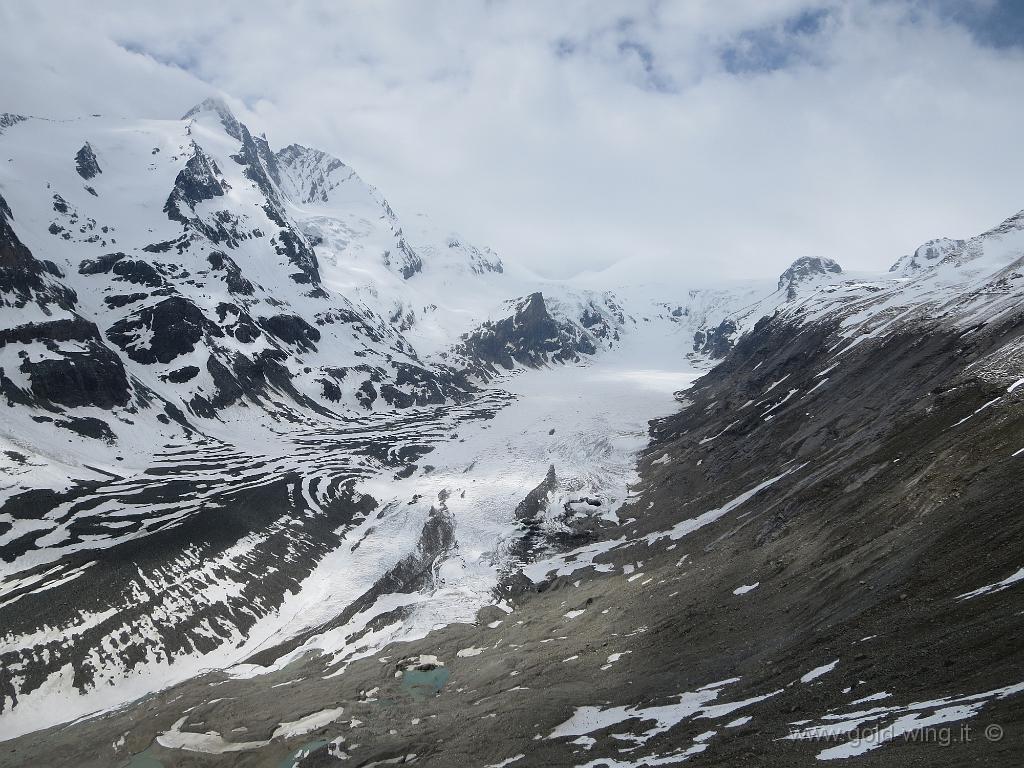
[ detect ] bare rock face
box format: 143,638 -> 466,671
259,313 -> 321,352
777,256 -> 842,299
0,113 -> 27,134
107,296 -> 220,365
0,193 -> 76,310
1,193 -> 131,412
165,145 -> 227,212
693,318 -> 738,359
514,464 -> 558,523
79,251 -> 165,287
456,292 -> 601,376
74,142 -> 102,180
383,236 -> 423,279
14,322 -> 130,410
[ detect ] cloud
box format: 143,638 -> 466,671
1,0 -> 1023,284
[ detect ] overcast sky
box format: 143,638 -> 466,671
2,0 -> 1023,282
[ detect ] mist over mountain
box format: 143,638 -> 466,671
5,1 -> 1024,283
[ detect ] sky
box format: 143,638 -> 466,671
1,0 -> 1023,282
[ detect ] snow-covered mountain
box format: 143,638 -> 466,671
1,98 -> 1023,766
0,99 -> 639,482
0,99 -> 493,450
0,99 -> 680,738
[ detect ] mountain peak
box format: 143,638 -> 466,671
981,208 -> 1024,238
777,256 -> 842,298
181,96 -> 242,140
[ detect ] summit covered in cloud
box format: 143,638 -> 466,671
3,0 -> 1024,283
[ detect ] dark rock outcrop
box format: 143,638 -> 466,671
79,252 -> 164,288
207,251 -> 254,295
2,317 -> 131,409
260,313 -> 321,352
164,366 -> 200,384
22,346 -> 129,410
693,318 -> 738,359
383,237 -> 422,280
515,464 -> 558,523
104,293 -> 148,309
107,297 -> 220,365
74,143 -> 101,180
457,292 -> 598,375
0,193 -> 76,310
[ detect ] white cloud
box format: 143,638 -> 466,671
1,0 -> 1022,283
